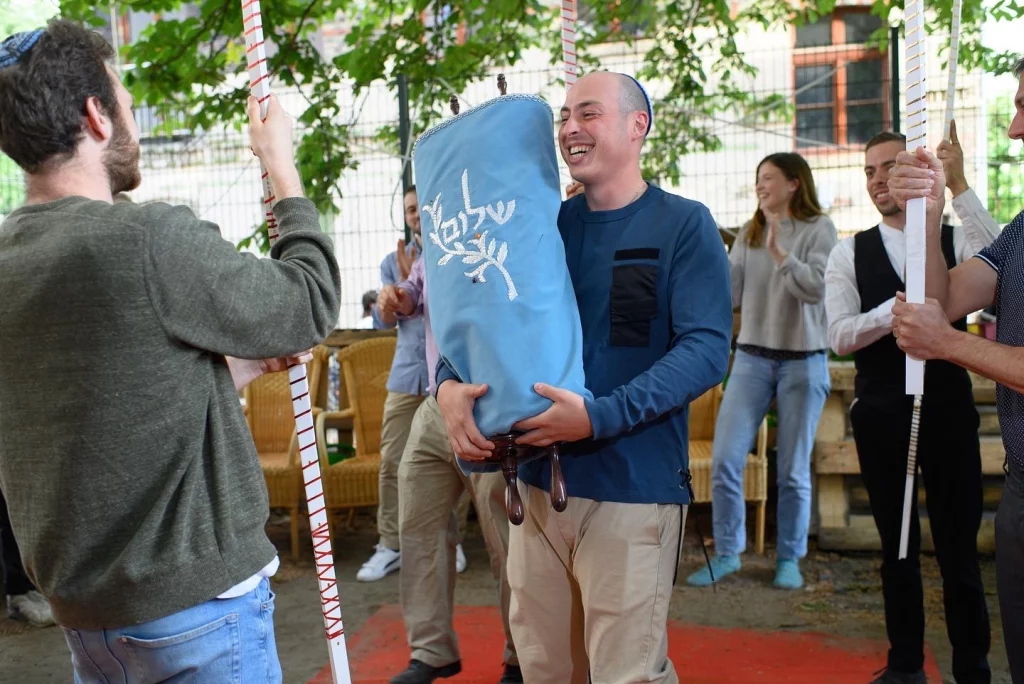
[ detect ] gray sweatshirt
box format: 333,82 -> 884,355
729,213 -> 838,352
0,196 -> 340,629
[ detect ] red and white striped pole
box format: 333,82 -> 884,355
561,0 -> 577,89
240,2 -> 352,681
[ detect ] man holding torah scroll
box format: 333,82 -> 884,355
434,71 -> 733,682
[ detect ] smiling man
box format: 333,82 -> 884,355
823,131 -> 997,684
435,71 -> 732,682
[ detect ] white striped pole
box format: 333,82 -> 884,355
899,0 -> 928,561
561,0 -> 577,89
240,2 -> 352,680
943,0 -> 963,141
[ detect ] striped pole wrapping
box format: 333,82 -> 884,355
899,0 -> 928,561
240,2 -> 352,680
943,0 -> 963,141
561,0 -> 577,88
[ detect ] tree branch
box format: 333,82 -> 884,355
148,4 -> 230,75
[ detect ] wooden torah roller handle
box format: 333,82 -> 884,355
488,434 -> 567,525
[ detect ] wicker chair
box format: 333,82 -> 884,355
315,337 -> 396,532
243,346 -> 329,559
687,384 -> 769,554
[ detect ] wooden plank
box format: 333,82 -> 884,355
979,405 -> 1001,435
816,475 -> 848,529
827,361 -> 997,404
814,437 -> 1006,475
817,515 -> 995,553
815,394 -> 847,443
848,483 -> 1004,510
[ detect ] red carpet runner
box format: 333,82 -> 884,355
309,604 -> 942,683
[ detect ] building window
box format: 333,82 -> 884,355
793,10 -> 889,149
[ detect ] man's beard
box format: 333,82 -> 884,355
104,116 -> 141,195
876,201 -> 902,218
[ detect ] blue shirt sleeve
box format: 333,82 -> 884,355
434,356 -> 459,397
975,210 -> 1024,273
584,203 -> 733,440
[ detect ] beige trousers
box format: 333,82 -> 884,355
378,391 -> 470,550
508,483 -> 685,683
397,397 -> 517,667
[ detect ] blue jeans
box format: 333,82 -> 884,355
710,349 -> 830,559
62,578 -> 281,684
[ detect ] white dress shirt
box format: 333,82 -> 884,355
824,188 -> 1001,357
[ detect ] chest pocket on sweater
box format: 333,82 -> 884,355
611,248 -> 660,347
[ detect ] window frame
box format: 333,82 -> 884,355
791,8 -> 892,152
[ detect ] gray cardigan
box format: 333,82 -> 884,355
729,213 -> 838,352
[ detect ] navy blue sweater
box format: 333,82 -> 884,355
438,185 -> 732,504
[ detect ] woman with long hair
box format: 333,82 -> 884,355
687,152 -> 837,590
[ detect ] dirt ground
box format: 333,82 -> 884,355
0,509 -> 1011,684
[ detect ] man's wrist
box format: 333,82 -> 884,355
948,179 -> 969,198
941,328 -> 975,364
268,163 -> 305,200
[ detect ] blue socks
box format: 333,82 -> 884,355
685,554 -> 741,587
774,558 -> 803,589
685,555 -> 803,589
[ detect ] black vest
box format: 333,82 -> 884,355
852,224 -> 972,402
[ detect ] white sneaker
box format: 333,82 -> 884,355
7,591 -> 54,627
356,544 -> 401,582
456,544 -> 467,573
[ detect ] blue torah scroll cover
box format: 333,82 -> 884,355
414,94 -> 592,474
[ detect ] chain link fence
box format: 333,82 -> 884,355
1,36 -> 1020,328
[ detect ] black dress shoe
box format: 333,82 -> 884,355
869,667 -> 926,684
500,663 -> 524,683
389,659 -> 462,684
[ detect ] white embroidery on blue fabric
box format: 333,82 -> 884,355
424,169 -> 518,301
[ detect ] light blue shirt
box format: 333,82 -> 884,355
372,243 -> 428,396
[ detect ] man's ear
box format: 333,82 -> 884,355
83,96 -> 113,142
634,111 -> 649,139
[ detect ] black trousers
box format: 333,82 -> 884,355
995,464 -> 1024,684
0,486 -> 34,597
850,393 -> 991,683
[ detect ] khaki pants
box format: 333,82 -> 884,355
397,397 -> 517,668
379,391 -> 470,550
508,483 -> 685,683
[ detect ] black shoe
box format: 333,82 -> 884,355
500,663 -> 524,683
869,667 -> 927,684
389,659 -> 462,684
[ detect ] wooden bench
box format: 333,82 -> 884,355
813,362 -> 1003,552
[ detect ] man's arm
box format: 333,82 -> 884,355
887,147 -> 996,322
143,94 -> 340,360
374,253 -> 399,328
945,333 -> 1024,395
585,205 -> 733,440
952,189 -> 1002,256
395,257 -> 425,318
824,239 -> 895,356
226,350 -> 314,391
144,198 -> 340,360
